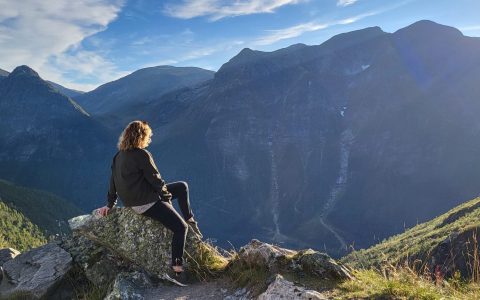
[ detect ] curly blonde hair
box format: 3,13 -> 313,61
117,120 -> 152,151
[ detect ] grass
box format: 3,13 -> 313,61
223,251 -> 270,297
65,265 -> 112,300
332,265 -> 480,299
342,197 -> 480,270
184,239 -> 230,281
335,196 -> 480,299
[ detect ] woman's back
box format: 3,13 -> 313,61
110,148 -> 165,208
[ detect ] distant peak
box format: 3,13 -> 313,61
10,65 -> 40,78
235,48 -> 258,59
394,20 -> 463,37
0,68 -> 9,77
319,26 -> 386,51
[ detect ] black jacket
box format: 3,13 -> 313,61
107,148 -> 172,208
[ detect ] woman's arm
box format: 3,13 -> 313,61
139,149 -> 172,201
107,168 -> 118,208
106,153 -> 119,209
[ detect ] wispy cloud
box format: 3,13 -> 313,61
163,0 -> 305,21
254,3 -> 405,46
143,40 -> 245,69
255,21 -> 328,45
459,25 -> 480,32
0,0 -> 126,91
337,0 -> 358,7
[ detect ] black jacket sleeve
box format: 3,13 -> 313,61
107,156 -> 118,208
139,149 -> 172,201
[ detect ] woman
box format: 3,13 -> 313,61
97,120 -> 202,275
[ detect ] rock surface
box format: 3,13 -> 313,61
424,227 -> 480,279
0,248 -> 20,266
69,207 -> 223,277
0,243 -> 72,299
104,271 -> 153,300
258,274 -> 327,300
237,239 -> 352,281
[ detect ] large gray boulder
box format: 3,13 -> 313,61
0,243 -> 72,299
68,207 -> 226,278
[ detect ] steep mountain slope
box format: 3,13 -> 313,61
139,20 -> 480,255
0,201 -> 47,252
0,66 -> 116,210
46,80 -> 84,98
342,196 -> 480,278
74,66 -> 214,123
0,179 -> 82,235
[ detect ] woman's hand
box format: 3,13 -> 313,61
97,206 -> 111,217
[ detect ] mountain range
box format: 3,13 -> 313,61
1,20 -> 480,256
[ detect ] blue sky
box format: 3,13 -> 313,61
1,0 -> 479,91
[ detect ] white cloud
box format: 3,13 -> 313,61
255,21 -> 328,45
143,40 -> 245,69
337,0 -> 358,7
164,0 -> 305,21
0,0 -> 126,91
459,25 -> 480,32
254,4 -> 403,46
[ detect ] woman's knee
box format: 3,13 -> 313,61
179,181 -> 188,192
173,219 -> 188,235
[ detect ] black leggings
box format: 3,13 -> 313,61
141,181 -> 194,267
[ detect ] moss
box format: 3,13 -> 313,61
0,291 -> 33,300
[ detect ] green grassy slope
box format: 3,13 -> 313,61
342,197 -> 480,269
0,178 -> 83,236
0,201 -> 47,251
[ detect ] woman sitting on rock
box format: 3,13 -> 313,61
97,120 -> 203,275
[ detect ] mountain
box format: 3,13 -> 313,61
74,65 -> 215,125
130,20 -> 480,255
0,65 -> 116,210
46,80 -> 84,98
0,68 -> 82,97
2,21 -> 480,257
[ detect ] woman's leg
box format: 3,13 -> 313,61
165,181 -> 194,221
141,199 -> 189,267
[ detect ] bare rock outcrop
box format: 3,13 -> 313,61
0,243 -> 72,299
258,274 -> 327,300
236,239 -> 352,281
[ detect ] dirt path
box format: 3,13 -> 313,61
143,279 -> 234,300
